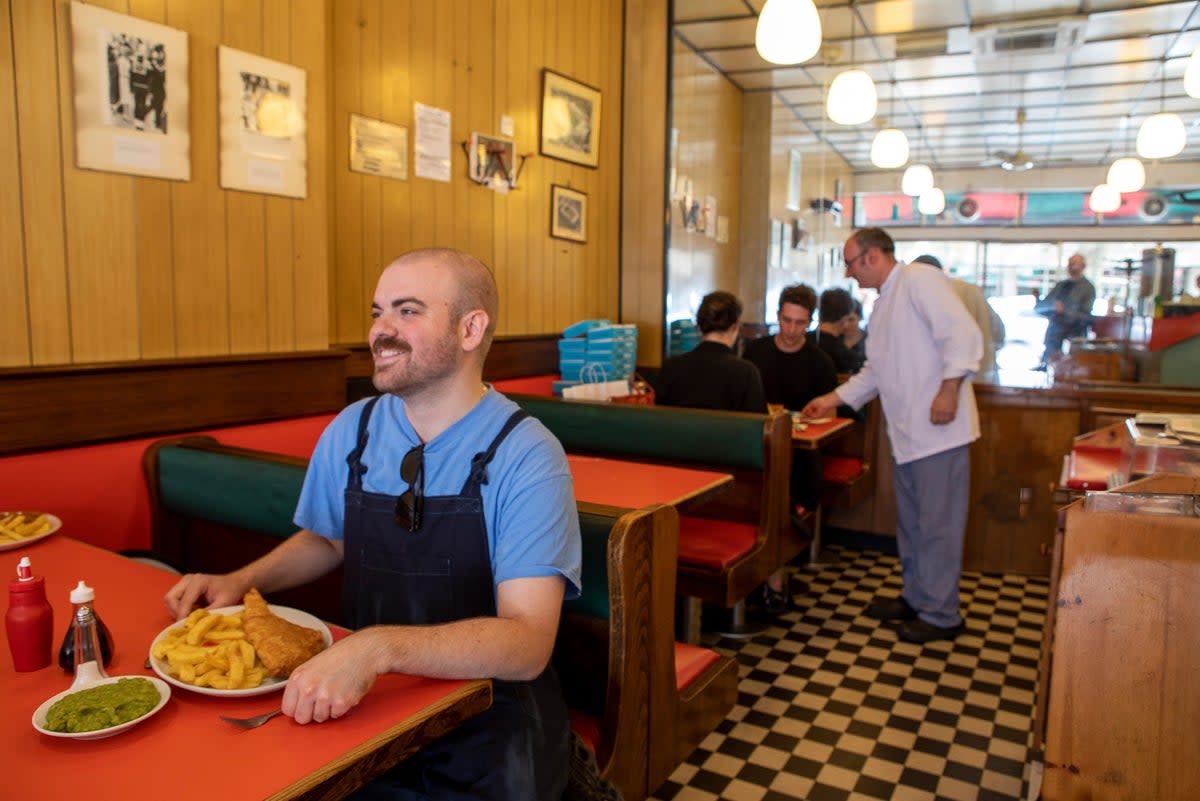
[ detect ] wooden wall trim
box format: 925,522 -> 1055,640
0,351 -> 348,454
334,334 -> 561,381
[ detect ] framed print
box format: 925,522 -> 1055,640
550,185 -> 587,243
468,133 -> 515,186
540,70 -> 601,168
69,1 -> 189,180
218,46 -> 307,198
349,113 -> 408,180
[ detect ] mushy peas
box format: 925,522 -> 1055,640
45,678 -> 159,733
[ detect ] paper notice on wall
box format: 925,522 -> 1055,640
350,113 -> 408,180
413,102 -> 451,182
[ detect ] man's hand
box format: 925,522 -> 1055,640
930,379 -> 962,425
282,630 -> 386,723
799,392 -> 840,421
164,573 -> 249,620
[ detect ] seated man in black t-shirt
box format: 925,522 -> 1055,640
743,284 -> 837,613
658,291 -> 767,413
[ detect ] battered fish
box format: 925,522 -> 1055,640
242,589 -> 326,678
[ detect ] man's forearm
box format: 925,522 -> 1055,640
231,529 -> 343,595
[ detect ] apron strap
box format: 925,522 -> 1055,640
461,409 -> 529,495
345,395 -> 382,489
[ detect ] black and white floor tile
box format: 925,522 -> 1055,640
653,546 -> 1048,801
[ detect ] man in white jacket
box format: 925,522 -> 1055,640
802,228 -> 982,643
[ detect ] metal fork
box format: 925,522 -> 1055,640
219,708 -> 284,729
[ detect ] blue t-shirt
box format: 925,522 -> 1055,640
295,389 -> 582,600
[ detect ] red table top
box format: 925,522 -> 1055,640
1066,445 -> 1122,491
0,537 -> 489,801
566,454 -> 733,509
791,416 -> 856,449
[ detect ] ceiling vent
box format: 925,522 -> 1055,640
895,30 -> 948,59
970,18 -> 1085,58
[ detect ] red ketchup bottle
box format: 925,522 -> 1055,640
5,556 -> 54,671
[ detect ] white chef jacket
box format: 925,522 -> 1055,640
836,262 -> 982,464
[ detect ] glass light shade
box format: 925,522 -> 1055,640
917,187 -> 945,215
1186,48 -> 1200,99
1088,183 -> 1121,214
1106,157 -> 1145,193
901,163 -> 933,196
1136,112 -> 1187,160
870,128 -> 909,169
755,0 -> 822,65
827,70 -> 877,125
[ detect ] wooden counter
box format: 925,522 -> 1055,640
827,378 -> 1200,577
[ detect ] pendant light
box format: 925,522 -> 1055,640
918,186 -> 945,216
1106,116 -> 1145,193
826,1 -> 877,126
901,132 -> 933,195
1185,46 -> 1200,99
755,0 -> 822,65
1088,183 -> 1120,214
870,82 -> 909,169
1137,56 -> 1187,160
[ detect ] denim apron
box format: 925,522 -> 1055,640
342,397 -> 569,800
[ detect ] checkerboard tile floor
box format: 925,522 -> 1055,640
652,546 -> 1048,801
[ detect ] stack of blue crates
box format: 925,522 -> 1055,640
668,318 -> 700,356
555,319 -> 638,396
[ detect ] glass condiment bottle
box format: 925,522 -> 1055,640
68,601 -> 109,690
58,580 -> 114,672
5,556 -> 54,672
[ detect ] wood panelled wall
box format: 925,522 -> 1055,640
0,0 -> 329,368
328,0 -> 624,345
665,38 -> 743,326
621,0 -> 669,367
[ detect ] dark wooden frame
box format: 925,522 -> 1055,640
0,351 -> 347,455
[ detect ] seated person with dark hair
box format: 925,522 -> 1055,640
743,284 -> 837,613
657,290 -> 767,413
815,287 -> 866,375
844,299 -> 867,363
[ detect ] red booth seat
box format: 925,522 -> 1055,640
677,516 -> 757,570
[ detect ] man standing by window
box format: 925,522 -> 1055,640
1037,253 -> 1095,369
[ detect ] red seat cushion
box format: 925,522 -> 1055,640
822,455 -> 864,484
677,516 -> 758,569
568,707 -> 601,753
675,642 -> 720,692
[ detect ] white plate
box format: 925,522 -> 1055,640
149,604 -> 333,698
0,512 -> 62,552
32,675 -> 170,740
801,416 -> 834,425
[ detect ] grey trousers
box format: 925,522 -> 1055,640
892,444 -> 970,628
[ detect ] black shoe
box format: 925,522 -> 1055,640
865,595 -> 918,621
751,583 -> 792,617
898,618 -> 965,643
1032,362 -> 1048,372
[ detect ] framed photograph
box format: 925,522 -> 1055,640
550,185 -> 587,243
69,1 -> 190,180
468,133 -> 515,186
540,70 -> 601,168
218,46 -> 307,198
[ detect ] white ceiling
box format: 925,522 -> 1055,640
673,0 -> 1200,174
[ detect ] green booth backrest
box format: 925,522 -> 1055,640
156,444 -> 617,620
565,510 -> 619,619
157,446 -> 306,539
511,395 -> 765,470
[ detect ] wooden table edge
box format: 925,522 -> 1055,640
791,417 -> 856,450
267,678 -> 494,801
672,473 -> 735,513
